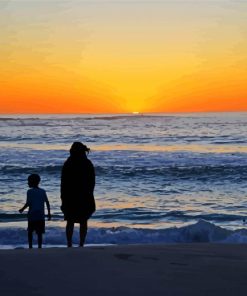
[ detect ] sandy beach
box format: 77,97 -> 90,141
1,243 -> 247,296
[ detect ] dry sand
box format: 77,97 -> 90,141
1,243 -> 247,296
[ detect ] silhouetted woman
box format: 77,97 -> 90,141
61,142 -> 95,247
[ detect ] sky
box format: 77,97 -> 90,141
0,0 -> 247,113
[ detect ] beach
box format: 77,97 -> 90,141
1,243 -> 247,296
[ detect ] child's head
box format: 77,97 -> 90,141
28,174 -> 41,188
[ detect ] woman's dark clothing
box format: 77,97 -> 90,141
61,155 -> 95,223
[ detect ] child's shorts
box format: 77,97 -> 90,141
28,220 -> 45,234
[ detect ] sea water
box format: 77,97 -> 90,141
0,112 -> 247,247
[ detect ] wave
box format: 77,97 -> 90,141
0,213 -> 62,222
1,220 -> 247,247
96,165 -> 247,179
0,165 -> 62,175
1,164 -> 246,181
94,210 -> 246,222
0,211 -> 245,223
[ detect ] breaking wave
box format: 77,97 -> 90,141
1,220 -> 247,248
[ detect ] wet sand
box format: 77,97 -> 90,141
0,243 -> 247,296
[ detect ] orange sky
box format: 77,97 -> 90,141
0,1 -> 246,113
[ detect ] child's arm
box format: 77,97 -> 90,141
20,190 -> 30,213
19,203 -> 28,213
46,199 -> 51,220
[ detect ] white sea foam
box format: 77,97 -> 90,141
1,220 -> 247,248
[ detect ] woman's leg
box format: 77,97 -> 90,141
66,221 -> 74,247
37,233 -> 43,248
28,231 -> 33,249
79,220 -> 88,247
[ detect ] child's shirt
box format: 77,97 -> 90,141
26,187 -> 48,221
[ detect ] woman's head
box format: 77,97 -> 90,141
70,142 -> 90,157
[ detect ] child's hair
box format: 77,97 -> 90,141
28,174 -> 41,186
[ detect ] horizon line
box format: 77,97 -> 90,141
0,110 -> 246,115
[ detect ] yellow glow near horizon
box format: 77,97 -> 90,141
0,1 -> 247,113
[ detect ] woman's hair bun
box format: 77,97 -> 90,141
70,142 -> 90,155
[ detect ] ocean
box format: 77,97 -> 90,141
0,112 -> 247,248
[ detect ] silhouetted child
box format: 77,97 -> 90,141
19,174 -> 51,248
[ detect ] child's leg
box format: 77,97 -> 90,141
28,231 -> 33,249
66,221 -> 74,247
79,220 -> 88,247
37,233 -> 43,248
